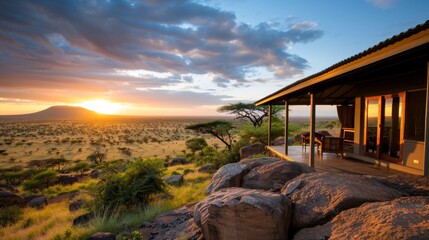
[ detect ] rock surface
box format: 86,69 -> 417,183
57,175 -> 79,185
28,196 -> 48,209
88,232 -> 116,240
169,157 -> 187,166
282,172 -> 405,229
140,203 -> 201,240
87,232 -> 116,240
90,169 -> 102,179
197,164 -> 214,173
242,160 -> 314,192
239,143 -> 265,159
370,174 -> 429,196
294,196 -> 429,240
165,174 -> 184,185
239,157 -> 279,169
69,199 -> 84,212
206,163 -> 250,195
0,191 -> 25,207
194,187 -> 291,240
73,212 -> 94,226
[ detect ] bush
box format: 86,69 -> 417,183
93,158 -> 167,215
185,138 -> 208,153
22,169 -> 57,192
239,121 -> 284,145
0,206 -> 23,226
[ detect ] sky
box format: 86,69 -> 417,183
0,0 -> 428,116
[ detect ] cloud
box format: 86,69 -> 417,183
0,0 -> 323,107
366,0 -> 397,9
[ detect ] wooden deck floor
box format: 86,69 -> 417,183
267,145 -> 409,176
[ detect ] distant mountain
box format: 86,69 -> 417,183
0,106 -> 106,120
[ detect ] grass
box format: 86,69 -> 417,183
1,163 -> 212,239
0,201 -> 86,240
40,178 -> 99,198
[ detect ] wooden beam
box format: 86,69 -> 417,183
424,62 -> 429,176
309,93 -> 316,167
284,101 -> 289,155
268,105 -> 272,146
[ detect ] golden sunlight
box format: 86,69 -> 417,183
78,99 -> 122,114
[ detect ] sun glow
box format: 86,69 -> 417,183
78,99 -> 122,114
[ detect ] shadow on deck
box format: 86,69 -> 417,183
267,145 -> 409,177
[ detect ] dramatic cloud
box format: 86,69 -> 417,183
366,0 -> 397,9
0,0 -> 323,109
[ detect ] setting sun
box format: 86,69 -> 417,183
78,99 -> 122,114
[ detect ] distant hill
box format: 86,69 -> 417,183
0,106 -> 106,120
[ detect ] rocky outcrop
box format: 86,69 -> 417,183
206,163 -> 250,195
73,212 -> 94,226
87,232 -> 116,240
57,175 -> 79,185
294,196 -> 429,240
242,160 -> 314,192
0,191 -> 25,207
194,187 -> 291,240
282,172 -> 404,229
370,174 -> 429,196
69,199 -> 84,212
239,143 -> 265,159
169,157 -> 187,166
90,169 -> 102,179
28,196 -> 48,209
271,136 -> 285,146
239,157 -> 279,169
140,203 -> 201,240
198,164 -> 214,173
165,174 -> 184,185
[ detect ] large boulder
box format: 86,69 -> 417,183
57,175 -> 79,185
73,212 -> 94,226
169,157 -> 187,166
69,199 -> 85,212
271,136 -> 285,146
198,164 -> 214,173
28,196 -> 48,209
165,174 -> 184,185
206,163 -> 250,195
140,203 -> 201,240
239,143 -> 265,159
239,157 -> 279,169
294,196 -> 429,240
242,160 -> 314,192
282,172 -> 405,229
0,191 -> 25,207
370,174 -> 429,196
194,187 -> 291,240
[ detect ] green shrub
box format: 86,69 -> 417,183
0,205 -> 23,226
94,158 -> 167,215
185,137 -> 208,153
22,169 -> 57,192
239,121 -> 284,145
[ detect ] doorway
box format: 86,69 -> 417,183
364,94 -> 404,163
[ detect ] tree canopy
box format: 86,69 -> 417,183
186,120 -> 234,150
217,102 -> 282,127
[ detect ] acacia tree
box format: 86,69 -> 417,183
217,102 -> 282,127
186,121 -> 234,150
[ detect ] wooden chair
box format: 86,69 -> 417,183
300,132 -> 325,154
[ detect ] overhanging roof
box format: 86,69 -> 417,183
256,20 -> 429,106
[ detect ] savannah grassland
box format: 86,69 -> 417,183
0,116 -> 340,239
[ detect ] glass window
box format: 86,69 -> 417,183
405,90 -> 426,141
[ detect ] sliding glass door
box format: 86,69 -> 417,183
365,94 -> 403,163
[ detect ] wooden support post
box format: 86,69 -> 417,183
284,100 -> 289,155
309,93 -> 316,167
424,62 -> 429,177
268,105 -> 272,146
